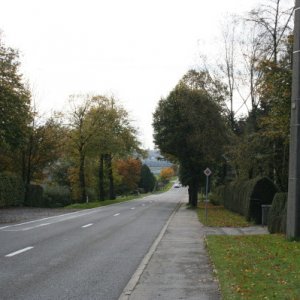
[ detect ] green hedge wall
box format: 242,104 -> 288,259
268,193 -> 287,234
0,173 -> 25,207
24,184 -> 44,207
216,177 -> 277,224
214,185 -> 226,205
43,185 -> 72,207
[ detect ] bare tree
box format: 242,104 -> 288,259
247,0 -> 294,64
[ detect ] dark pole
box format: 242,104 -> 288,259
287,0 -> 300,239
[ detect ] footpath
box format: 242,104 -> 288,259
119,197 -> 268,300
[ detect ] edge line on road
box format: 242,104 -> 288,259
0,210 -> 96,230
118,198 -> 183,300
0,194 -> 157,231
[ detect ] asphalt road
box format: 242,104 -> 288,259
0,187 -> 186,300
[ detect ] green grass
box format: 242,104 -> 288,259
197,203 -> 252,227
206,234 -> 300,299
66,181 -> 176,209
65,194 -> 144,209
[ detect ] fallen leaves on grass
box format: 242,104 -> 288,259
197,203 -> 251,227
206,235 -> 300,299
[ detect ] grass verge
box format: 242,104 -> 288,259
197,203 -> 252,227
66,181 -> 176,209
65,194 -> 144,209
206,234 -> 300,299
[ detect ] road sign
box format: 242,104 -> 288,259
204,168 -> 212,176
203,167 -> 212,224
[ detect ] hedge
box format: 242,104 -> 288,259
268,193 -> 287,234
214,185 -> 226,205
43,185 -> 72,207
0,173 -> 25,207
215,177 -> 277,224
24,184 -> 44,207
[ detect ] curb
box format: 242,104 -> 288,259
118,200 -> 183,300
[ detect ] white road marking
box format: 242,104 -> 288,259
130,207 -> 135,210
21,223 -> 50,231
113,213 -> 120,217
0,210 -> 98,231
5,246 -> 34,257
82,223 -> 93,228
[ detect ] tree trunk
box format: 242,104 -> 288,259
79,152 -> 86,203
189,179 -> 199,207
105,154 -> 115,200
24,134 -> 33,202
99,154 -> 105,201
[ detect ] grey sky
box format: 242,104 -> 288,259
0,0 -> 260,148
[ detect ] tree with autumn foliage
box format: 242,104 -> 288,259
160,167 -> 174,182
115,158 -> 142,195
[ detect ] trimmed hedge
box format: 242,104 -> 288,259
25,184 -> 44,207
268,193 -> 287,234
213,185 -> 226,205
0,173 -> 25,207
216,177 -> 277,224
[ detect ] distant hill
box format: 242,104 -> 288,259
142,150 -> 172,174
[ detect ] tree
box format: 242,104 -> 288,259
160,167 -> 174,182
139,164 -> 156,193
22,114 -> 65,185
153,83 -> 227,207
87,96 -> 143,200
220,16 -> 238,128
0,36 -> 31,172
247,0 -> 294,65
66,94 -> 104,202
115,158 -> 142,194
180,69 -> 228,108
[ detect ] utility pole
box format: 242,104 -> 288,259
287,0 -> 300,239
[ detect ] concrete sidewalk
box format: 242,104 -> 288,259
121,200 -> 221,300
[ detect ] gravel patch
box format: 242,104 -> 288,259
0,207 -> 81,225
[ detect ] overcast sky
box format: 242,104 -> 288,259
0,0 -> 261,148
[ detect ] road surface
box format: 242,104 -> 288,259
0,187 -> 186,300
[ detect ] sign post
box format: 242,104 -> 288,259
203,168 -> 212,224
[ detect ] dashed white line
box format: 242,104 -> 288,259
130,207 -> 135,210
5,246 -> 34,258
82,223 -> 93,228
113,213 -> 120,217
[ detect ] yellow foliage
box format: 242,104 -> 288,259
160,167 -> 174,181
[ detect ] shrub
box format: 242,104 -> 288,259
268,193 -> 287,234
0,173 -> 25,207
24,184 -> 44,207
208,193 -> 221,206
43,185 -> 72,207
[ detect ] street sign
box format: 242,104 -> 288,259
204,168 -> 212,176
203,167 -> 212,224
